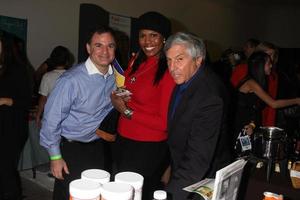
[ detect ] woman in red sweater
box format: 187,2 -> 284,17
111,11 -> 175,200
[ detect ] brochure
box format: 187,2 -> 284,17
183,159 -> 247,200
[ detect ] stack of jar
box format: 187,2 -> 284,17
69,169 -> 146,200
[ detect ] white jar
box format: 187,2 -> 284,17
153,190 -> 167,200
114,171 -> 144,200
69,179 -> 101,200
101,182 -> 133,200
81,169 -> 110,185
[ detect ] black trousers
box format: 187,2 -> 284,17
114,135 -> 170,200
53,138 -> 106,200
0,120 -> 28,200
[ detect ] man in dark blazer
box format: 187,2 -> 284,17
164,32 -> 233,200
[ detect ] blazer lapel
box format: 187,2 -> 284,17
168,66 -> 207,131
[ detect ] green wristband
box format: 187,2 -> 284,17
50,155 -> 62,161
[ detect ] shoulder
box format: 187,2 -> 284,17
60,63 -> 86,80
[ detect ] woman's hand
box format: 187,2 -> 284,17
110,91 -> 127,113
0,98 -> 13,106
296,98 -> 300,105
96,129 -> 116,142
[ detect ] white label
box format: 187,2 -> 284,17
290,169 -> 300,178
239,135 -> 252,151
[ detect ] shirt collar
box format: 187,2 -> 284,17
85,57 -> 113,77
179,66 -> 203,92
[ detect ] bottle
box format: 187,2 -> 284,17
153,190 -> 167,200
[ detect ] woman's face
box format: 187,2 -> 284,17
264,57 -> 272,75
138,29 -> 164,58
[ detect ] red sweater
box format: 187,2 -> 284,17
118,56 -> 175,141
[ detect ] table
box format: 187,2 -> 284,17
238,163 -> 300,200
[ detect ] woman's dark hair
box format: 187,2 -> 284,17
0,31 -> 27,76
247,51 -> 269,91
129,49 -> 168,85
47,46 -> 72,71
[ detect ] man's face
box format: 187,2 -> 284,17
264,57 -> 272,75
166,44 -> 202,84
264,48 -> 275,64
243,42 -> 255,58
86,32 -> 116,72
139,29 -> 164,58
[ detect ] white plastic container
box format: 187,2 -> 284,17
69,179 -> 101,200
81,169 -> 110,185
153,190 -> 167,200
100,181 -> 133,200
114,171 -> 144,200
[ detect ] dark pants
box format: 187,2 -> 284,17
114,135 -> 170,200
53,138 -> 106,200
0,118 -> 28,200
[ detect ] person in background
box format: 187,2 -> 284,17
212,48 -> 241,90
0,30 -> 33,200
40,26 -> 117,200
111,11 -> 175,199
243,38 -> 260,60
164,32 -> 232,200
232,51 -> 300,156
35,46 -> 72,127
231,41 -> 279,127
231,38 -> 260,88
256,42 -> 279,127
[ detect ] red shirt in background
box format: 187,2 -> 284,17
230,63 -> 278,126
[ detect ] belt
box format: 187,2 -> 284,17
61,136 -> 100,144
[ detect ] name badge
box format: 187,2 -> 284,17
239,135 -> 252,152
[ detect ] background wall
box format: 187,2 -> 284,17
0,0 -> 299,67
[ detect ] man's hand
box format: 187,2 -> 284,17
50,158 -> 69,180
96,129 -> 116,142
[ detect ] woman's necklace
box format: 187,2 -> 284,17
129,64 -> 156,84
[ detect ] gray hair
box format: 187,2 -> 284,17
164,32 -> 206,60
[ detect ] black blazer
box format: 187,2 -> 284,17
166,65 -> 232,200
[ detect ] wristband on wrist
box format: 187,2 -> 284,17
249,122 -> 256,129
50,155 -> 62,161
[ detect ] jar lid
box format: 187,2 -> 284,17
114,171 -> 144,189
69,179 -> 101,199
153,190 -> 167,200
81,169 -> 110,184
101,182 -> 133,200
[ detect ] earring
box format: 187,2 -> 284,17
163,39 -> 166,44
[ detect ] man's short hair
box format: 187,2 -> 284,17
86,26 -> 116,44
164,32 -> 206,60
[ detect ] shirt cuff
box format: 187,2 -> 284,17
48,145 -> 61,157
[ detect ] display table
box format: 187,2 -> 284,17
18,120 -> 49,171
239,165 -> 300,200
